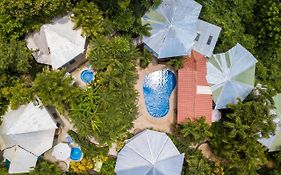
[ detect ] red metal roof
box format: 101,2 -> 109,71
177,50 -> 212,124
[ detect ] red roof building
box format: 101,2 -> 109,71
177,50 -> 212,123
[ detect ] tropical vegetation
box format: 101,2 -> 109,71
0,0 -> 280,174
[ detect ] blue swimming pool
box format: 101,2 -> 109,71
70,147 -> 83,161
143,70 -> 176,118
80,70 -> 94,83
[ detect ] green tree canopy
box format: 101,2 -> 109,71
0,34 -> 31,74
0,0 -> 73,38
5,68 -> 81,113
210,89 -> 276,174
196,0 -> 257,53
256,0 -> 281,48
72,1 -> 106,38
32,68 -> 80,112
69,36 -> 140,144
176,117 -> 213,145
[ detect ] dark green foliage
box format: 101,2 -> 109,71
70,36 -> 140,144
170,127 -> 215,175
68,130 -> 109,158
72,1 -> 106,38
2,68 -> 81,115
0,34 -> 32,74
258,152 -> 279,174
196,0 -> 257,53
177,117 -> 213,145
32,68 -> 81,112
139,49 -> 152,69
210,89 -> 276,174
182,148 -> 213,175
93,0 -> 161,37
99,158 -> 116,175
256,49 -> 281,92
259,151 -> 281,175
170,118 -> 216,175
0,74 -> 15,117
0,0 -> 73,39
5,79 -> 33,110
69,87 -> 101,138
29,160 -> 63,175
256,0 -> 281,48
0,163 -> 8,175
111,9 -> 151,37
167,57 -> 185,71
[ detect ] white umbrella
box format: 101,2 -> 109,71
206,43 -> 258,109
52,143 -> 71,161
115,130 -> 184,175
142,0 -> 202,58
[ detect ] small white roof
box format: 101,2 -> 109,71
193,19 -> 221,57
3,146 -> 38,174
115,130 -> 184,175
52,143 -> 71,161
26,15 -> 86,69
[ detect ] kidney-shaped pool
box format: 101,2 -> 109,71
143,70 -> 176,118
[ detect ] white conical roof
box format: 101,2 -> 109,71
1,102 -> 57,135
0,101 -> 57,156
26,15 -> 86,69
142,0 -> 202,58
206,43 -> 257,109
3,145 -> 38,174
115,130 -> 184,175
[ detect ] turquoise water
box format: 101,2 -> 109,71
80,70 -> 94,83
143,70 -> 176,118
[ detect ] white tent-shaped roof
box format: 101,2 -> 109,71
206,43 -> 258,109
115,130 -> 184,175
142,0 -> 202,58
26,15 -> 86,69
259,94 -> 281,152
0,101 -> 57,174
3,146 -> 38,174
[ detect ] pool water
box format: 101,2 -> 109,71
143,70 -> 176,118
80,70 -> 94,83
70,147 -> 82,161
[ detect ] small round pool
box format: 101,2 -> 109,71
70,147 -> 82,161
143,70 -> 176,118
80,70 -> 94,83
